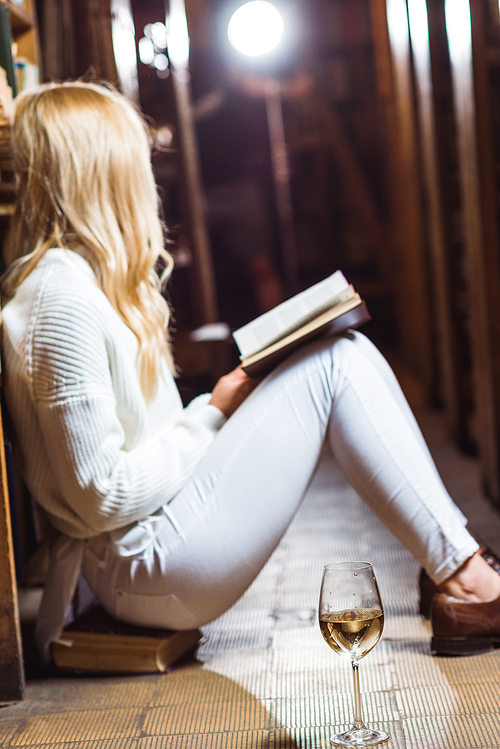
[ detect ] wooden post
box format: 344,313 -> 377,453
265,80 -> 299,296
407,0 -> 469,446
166,0 -> 218,325
370,0 -> 435,397
0,396 -> 24,703
73,0 -> 120,83
321,102 -> 392,284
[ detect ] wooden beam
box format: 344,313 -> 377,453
322,103 -> 392,282
166,0 -> 218,325
407,0 -> 470,446
0,393 -> 24,703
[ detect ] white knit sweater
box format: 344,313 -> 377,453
1,249 -> 226,539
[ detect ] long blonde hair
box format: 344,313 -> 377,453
2,80 -> 174,400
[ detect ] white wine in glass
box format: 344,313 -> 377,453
319,561 -> 390,747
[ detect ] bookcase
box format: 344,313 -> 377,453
7,0 -> 40,70
0,0 -> 40,237
0,0 -> 41,324
0,0 -> 40,703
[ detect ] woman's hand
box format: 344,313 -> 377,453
209,366 -> 261,418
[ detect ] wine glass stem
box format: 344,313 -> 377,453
351,660 -> 366,730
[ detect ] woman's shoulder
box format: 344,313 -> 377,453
2,249 -> 136,390
33,248 -> 101,299
2,249 -> 119,351
6,249 -> 108,318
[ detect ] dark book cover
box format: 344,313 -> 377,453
242,302 -> 371,377
63,605 -> 181,638
0,7 -> 17,97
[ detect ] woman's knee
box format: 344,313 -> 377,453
326,331 -> 369,376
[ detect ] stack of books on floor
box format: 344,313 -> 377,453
52,606 -> 202,674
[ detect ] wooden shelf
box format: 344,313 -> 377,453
2,2 -> 32,36
0,0 -> 39,223
0,0 -> 40,69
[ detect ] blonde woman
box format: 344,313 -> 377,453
2,81 -> 500,663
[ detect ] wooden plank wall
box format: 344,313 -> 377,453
371,0 -> 500,503
446,0 -> 500,501
370,0 -> 436,401
469,0 -> 500,503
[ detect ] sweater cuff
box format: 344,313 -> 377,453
190,403 -> 227,432
184,392 -> 212,413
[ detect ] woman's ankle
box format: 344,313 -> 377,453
439,550 -> 500,603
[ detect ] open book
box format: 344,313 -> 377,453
233,270 -> 371,377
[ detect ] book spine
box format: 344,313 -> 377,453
52,629 -> 202,674
52,636 -> 163,673
0,7 -> 17,98
4,440 -> 22,580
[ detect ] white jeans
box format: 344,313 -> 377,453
82,332 -> 477,630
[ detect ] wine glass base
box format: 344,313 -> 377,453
330,728 -> 390,747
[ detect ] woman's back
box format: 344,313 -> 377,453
1,248 -> 201,538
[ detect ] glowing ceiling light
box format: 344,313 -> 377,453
154,53 -> 169,71
407,0 -> 429,55
151,21 -> 167,50
227,1 -> 284,57
386,0 -> 409,57
138,36 -> 154,65
445,0 -> 472,63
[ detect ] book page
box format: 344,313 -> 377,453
233,270 -> 351,357
240,295 -> 362,367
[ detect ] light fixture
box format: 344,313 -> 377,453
138,21 -> 170,78
227,1 -> 284,57
445,0 -> 472,63
138,36 -> 154,65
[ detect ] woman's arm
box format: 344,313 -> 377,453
35,393 -> 224,536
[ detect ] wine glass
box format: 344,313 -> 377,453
319,561 -> 390,747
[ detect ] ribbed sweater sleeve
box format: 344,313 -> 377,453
2,251 -> 226,538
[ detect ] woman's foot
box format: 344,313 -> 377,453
439,550 -> 500,602
427,550 -> 500,656
419,548 -> 500,617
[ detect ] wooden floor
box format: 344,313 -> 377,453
1,405 -> 500,749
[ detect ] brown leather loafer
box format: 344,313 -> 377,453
419,547 -> 500,618
431,593 -> 500,655
431,592 -> 500,655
